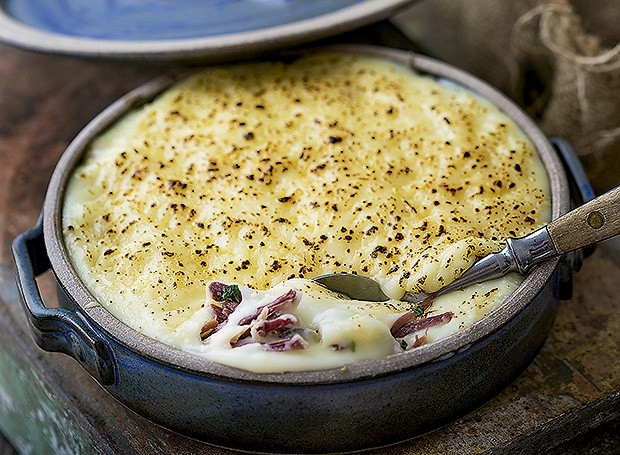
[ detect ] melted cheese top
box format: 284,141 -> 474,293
62,52 -> 550,373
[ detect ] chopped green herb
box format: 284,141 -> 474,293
412,305 -> 425,318
222,284 -> 242,303
350,340 -> 356,352
400,339 -> 408,350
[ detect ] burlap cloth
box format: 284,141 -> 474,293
394,0 -> 620,193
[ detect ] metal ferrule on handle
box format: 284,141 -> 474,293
506,228 -> 559,274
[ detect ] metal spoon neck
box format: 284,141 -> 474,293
506,227 -> 558,274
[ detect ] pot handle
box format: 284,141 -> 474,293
549,138 -> 596,299
12,217 -> 116,386
550,138 -> 596,208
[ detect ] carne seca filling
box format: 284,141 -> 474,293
62,52 -> 550,373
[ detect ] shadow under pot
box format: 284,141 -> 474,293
13,45 -> 576,454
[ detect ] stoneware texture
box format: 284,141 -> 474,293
12,45 -> 572,453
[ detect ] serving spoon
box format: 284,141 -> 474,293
314,185 -> 620,306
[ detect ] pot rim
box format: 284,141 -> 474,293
42,44 -> 569,385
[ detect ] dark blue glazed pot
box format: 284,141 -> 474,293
12,46 -> 579,453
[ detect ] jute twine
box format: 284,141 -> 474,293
513,0 -> 620,191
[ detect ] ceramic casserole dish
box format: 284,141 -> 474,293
13,45 -> 576,453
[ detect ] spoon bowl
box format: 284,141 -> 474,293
313,274 -> 390,302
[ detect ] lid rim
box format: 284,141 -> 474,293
0,0 -> 413,60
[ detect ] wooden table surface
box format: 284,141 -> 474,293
0,34 -> 619,454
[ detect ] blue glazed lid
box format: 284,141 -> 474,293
0,0 -> 413,60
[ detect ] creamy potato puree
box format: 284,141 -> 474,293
62,52 -> 550,373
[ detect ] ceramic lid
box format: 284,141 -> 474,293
0,0 -> 413,60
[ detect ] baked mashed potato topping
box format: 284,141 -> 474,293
63,52 -> 550,373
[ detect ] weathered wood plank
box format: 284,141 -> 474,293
0,35 -> 618,454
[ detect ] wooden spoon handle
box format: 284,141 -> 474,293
548,185 -> 620,254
